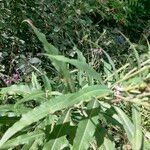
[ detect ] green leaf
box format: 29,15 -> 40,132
103,59 -> 112,78
99,138 -> 116,150
0,105 -> 16,113
31,72 -> 41,90
76,50 -> 86,63
0,84 -> 34,95
41,74 -> 52,92
76,49 -> 93,85
0,131 -> 44,149
102,50 -> 116,72
45,54 -> 103,83
94,126 -> 106,148
143,138 -> 150,150
24,20 -> 75,92
114,106 -> 134,143
0,104 -> 31,115
15,90 -> 46,107
21,140 -> 34,150
0,85 -> 110,147
72,100 -> 100,150
43,110 -> 70,150
23,20 -> 58,55
132,106 -> 143,150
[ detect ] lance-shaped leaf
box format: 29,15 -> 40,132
0,85 -> 111,147
132,106 -> 143,150
24,20 -> 75,92
0,131 -> 44,149
0,84 -> 34,95
41,74 -> 52,91
14,90 -> 46,108
99,138 -> 116,150
45,54 -> 103,83
0,104 -> 31,115
43,110 -> 70,150
21,140 -> 34,150
31,72 -> 41,90
114,106 -> 134,143
72,100 -> 100,150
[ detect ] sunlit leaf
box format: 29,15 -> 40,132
0,84 -> 34,95
43,110 -> 70,150
0,85 -> 110,147
31,72 -> 41,90
99,138 -> 116,150
41,74 -> 52,92
114,106 -> 134,142
0,131 -> 44,149
45,54 -> 103,83
72,100 -> 100,150
132,106 -> 143,150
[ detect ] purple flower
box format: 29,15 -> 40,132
0,71 -> 20,86
12,73 -> 19,81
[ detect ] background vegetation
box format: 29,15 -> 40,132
0,0 -> 150,149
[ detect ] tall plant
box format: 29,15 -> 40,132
0,22 -> 149,149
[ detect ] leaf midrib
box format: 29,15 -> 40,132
76,100 -> 98,150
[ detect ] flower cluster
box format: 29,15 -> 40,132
0,71 -> 20,86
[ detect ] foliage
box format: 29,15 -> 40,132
0,0 -> 149,84
0,0 -> 150,150
0,23 -> 150,149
